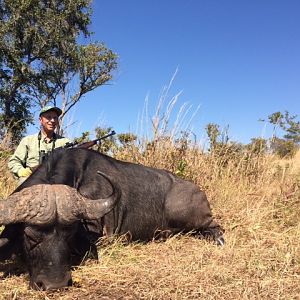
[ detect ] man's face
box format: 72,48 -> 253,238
39,111 -> 59,133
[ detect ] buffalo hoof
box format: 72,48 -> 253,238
201,228 -> 225,246
215,235 -> 225,246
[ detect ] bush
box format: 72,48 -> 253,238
271,138 -> 299,158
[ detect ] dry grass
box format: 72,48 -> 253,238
0,152 -> 16,199
0,134 -> 300,299
0,230 -> 299,299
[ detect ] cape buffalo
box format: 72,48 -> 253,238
0,148 -> 224,290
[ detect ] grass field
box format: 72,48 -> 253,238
0,140 -> 299,299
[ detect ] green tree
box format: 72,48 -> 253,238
263,111 -> 300,157
281,111 -> 300,144
205,123 -> 230,151
94,126 -> 117,154
267,111 -> 284,141
0,0 -> 117,143
118,133 -> 137,148
247,137 -> 267,155
73,131 -> 90,144
270,137 -> 298,158
205,123 -> 220,151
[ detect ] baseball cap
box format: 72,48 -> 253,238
39,106 -> 62,117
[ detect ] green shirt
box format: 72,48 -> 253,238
8,132 -> 70,178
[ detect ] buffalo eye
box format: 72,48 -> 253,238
24,227 -> 43,250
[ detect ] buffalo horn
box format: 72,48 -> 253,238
57,171 -> 121,223
0,172 -> 120,225
0,238 -> 9,248
0,185 -> 57,225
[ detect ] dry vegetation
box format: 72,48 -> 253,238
0,135 -> 299,299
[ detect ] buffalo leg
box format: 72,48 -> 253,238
164,181 -> 224,245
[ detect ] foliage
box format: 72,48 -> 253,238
262,111 -> 300,158
205,123 -> 232,152
71,128 -> 138,155
267,111 -> 284,139
205,123 -> 221,151
266,111 -> 300,143
94,126 -> 117,154
0,0 -> 117,143
247,137 -> 267,155
281,111 -> 300,143
270,137 -> 299,158
172,131 -> 190,177
73,131 -> 90,144
117,133 -> 137,148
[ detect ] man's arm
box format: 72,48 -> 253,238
8,137 -> 31,178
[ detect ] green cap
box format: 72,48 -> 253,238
39,106 -> 62,117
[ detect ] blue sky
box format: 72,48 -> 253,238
34,1 -> 300,144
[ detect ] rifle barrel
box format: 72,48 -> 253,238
77,130 -> 116,149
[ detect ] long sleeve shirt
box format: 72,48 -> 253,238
8,132 -> 70,179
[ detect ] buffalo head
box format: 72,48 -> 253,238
0,173 -> 120,290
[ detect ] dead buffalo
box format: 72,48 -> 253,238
0,148 -> 224,290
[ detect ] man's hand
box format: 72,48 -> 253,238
18,167 -> 32,178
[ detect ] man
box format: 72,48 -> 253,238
8,106 -> 70,185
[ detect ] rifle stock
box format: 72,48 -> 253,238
77,140 -> 97,149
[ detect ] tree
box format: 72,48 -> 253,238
267,111 -> 284,141
0,0 -> 117,143
205,123 -> 220,151
263,111 -> 300,157
205,123 -> 230,152
281,111 -> 300,144
118,133 -> 137,148
270,137 -> 298,158
264,111 -> 300,144
94,126 -> 117,154
247,137 -> 267,155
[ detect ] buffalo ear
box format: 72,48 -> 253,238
0,240 -> 14,261
0,224 -> 22,261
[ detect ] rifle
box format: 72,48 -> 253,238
30,131 -> 116,173
65,130 -> 116,149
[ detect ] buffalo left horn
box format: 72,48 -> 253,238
56,171 -> 121,223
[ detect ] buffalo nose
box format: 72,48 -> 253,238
32,273 -> 72,290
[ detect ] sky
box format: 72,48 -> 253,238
32,0 -> 300,145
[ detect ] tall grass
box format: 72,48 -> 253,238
0,93 -> 299,299
0,137 -> 16,199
